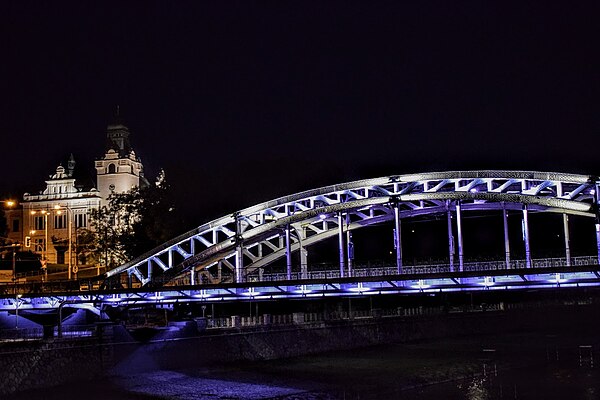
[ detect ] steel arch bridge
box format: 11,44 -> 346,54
106,170 -> 600,288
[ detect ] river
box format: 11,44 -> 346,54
10,329 -> 600,399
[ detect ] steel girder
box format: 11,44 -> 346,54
4,266 -> 600,312
105,170 -> 599,286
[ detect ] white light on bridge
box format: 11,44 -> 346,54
242,288 -> 259,296
549,273 -> 568,284
412,279 -> 430,290
348,282 -> 371,293
193,290 -> 211,299
295,285 -> 312,294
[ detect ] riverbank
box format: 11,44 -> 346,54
12,328 -> 598,400
3,301 -> 600,399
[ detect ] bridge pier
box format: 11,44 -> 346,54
563,214 -> 571,267
523,205 -> 532,268
503,204 -> 511,269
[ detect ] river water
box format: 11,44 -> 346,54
10,330 -> 600,399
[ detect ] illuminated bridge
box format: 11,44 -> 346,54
3,170 -> 600,314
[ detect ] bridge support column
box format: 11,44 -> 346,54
595,222 -> 600,266
456,201 -> 464,272
393,205 -> 402,274
190,269 -> 195,285
346,214 -> 353,277
594,185 -> 600,266
235,245 -> 244,283
286,224 -> 292,280
447,201 -> 455,272
523,205 -> 531,268
503,204 -> 511,269
563,214 -> 571,267
338,213 -> 345,278
300,246 -> 308,279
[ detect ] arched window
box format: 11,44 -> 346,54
108,164 -> 116,174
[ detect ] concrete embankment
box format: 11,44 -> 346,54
1,302 -> 599,397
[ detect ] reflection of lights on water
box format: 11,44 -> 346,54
466,377 -> 490,400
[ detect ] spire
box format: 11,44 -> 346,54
67,153 -> 76,177
106,107 -> 132,156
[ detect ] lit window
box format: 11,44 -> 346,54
34,216 -> 45,230
54,214 -> 67,229
75,213 -> 87,228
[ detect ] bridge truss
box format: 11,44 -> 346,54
105,170 -> 600,287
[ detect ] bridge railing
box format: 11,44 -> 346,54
0,325 -> 98,342
204,303 -> 508,330
252,255 -> 599,282
1,255 -> 598,294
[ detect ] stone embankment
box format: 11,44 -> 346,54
0,301 -> 598,397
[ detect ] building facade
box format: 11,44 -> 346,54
4,117 -> 146,266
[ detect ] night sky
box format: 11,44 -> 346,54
2,2 -> 599,230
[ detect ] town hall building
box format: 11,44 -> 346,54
4,116 -> 147,268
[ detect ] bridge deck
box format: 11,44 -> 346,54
1,265 -> 599,312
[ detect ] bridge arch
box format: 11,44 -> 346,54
105,170 -> 600,287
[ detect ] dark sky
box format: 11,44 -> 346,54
2,2 -> 599,228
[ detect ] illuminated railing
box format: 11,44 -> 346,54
0,325 -> 97,341
253,256 -> 599,282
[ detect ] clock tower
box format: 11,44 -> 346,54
95,113 -> 147,204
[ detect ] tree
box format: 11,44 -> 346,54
89,169 -> 180,269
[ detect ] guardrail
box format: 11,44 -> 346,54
0,255 -> 598,295
251,256 -> 599,282
0,324 -> 98,341
205,303 -> 507,329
